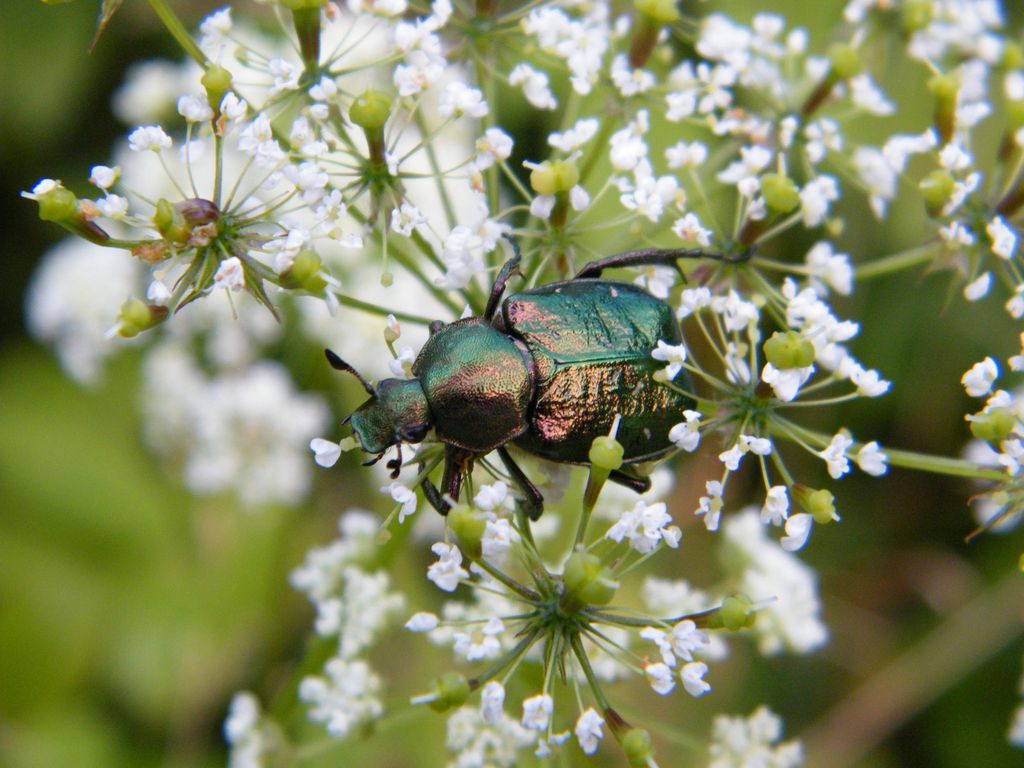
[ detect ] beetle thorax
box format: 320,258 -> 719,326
413,318 -> 534,453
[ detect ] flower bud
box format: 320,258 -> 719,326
827,43 -> 862,80
280,250 -> 327,293
919,170 -> 955,217
350,89 -> 392,131
589,435 -> 625,472
928,72 -> 959,143
529,159 -> 579,196
562,551 -> 618,609
968,408 -> 1017,443
634,0 -> 679,25
763,330 -> 815,369
116,298 -> 168,338
902,0 -> 933,31
793,485 -> 837,524
35,184 -> 78,223
154,199 -> 189,244
448,505 -> 485,559
716,594 -> 755,631
426,671 -> 470,713
622,728 -> 655,767
761,173 -> 801,214
202,65 -> 233,111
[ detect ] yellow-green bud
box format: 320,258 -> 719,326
529,160 -> 579,196
563,551 -> 618,607
902,0 -> 933,32
202,65 -> 233,111
794,485 -> 837,524
589,435 -> 625,471
36,185 -> 78,223
350,90 -> 392,131
919,170 -> 955,217
154,198 -> 189,244
969,408 -> 1017,443
761,173 -> 801,214
763,330 -> 815,369
718,594 -> 755,631
281,250 -> 326,292
117,298 -> 167,338
928,72 -> 959,102
827,43 -> 862,80
634,0 -> 679,25
427,672 -> 470,713
623,728 -> 655,767
448,505 -> 486,559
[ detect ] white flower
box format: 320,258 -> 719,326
805,241 -> 853,295
548,118 -> 599,152
89,165 -> 119,190
719,443 -> 746,471
310,438 -> 342,468
128,125 -> 172,152
382,481 -> 417,523
645,662 -> 676,695
474,481 -> 513,512
818,431 -> 852,479
475,127 -> 513,168
799,175 -> 839,227
780,513 -> 813,551
708,706 -> 803,767
299,658 -> 384,738
669,410 -> 702,452
521,694 -> 554,731
605,500 -> 681,554
453,617 -> 505,661
849,74 -> 894,115
480,681 -> 505,725
672,212 -> 714,246
987,217 -> 1017,259
651,339 -> 687,380
964,272 -> 992,301
856,441 -> 888,476
761,485 -> 789,526
575,708 -> 604,755
391,203 -> 427,237
405,612 -> 439,632
509,63 -> 557,109
427,542 -> 469,592
672,619 -> 709,662
213,256 -> 245,291
761,362 -> 814,402
697,480 -> 725,531
482,518 -> 513,563
177,93 -> 214,122
388,346 -> 416,378
681,661 -> 711,697
962,357 -> 999,397
438,82 -> 488,118
225,691 -> 265,768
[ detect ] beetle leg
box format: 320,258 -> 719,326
497,447 -> 545,521
608,466 -> 652,495
484,238 -> 524,321
572,247 -> 751,280
421,475 -> 450,515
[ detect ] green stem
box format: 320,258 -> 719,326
473,558 -> 541,603
855,242 -> 941,281
145,0 -> 209,68
330,291 -> 435,325
570,632 -> 612,712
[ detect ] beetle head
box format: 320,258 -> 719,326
349,377 -> 431,455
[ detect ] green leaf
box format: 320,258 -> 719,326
90,0 -> 125,51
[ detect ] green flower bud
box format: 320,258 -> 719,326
427,672 -> 470,713
761,173 -> 801,214
202,65 -> 233,110
827,43 -> 862,80
448,505 -> 485,559
117,298 -> 168,338
154,198 -> 190,244
622,728 -> 655,767
529,159 -> 579,196
634,0 -> 679,25
919,170 -> 955,217
928,72 -> 959,102
717,594 -> 754,631
35,184 -> 78,223
280,250 -> 327,292
763,330 -> 815,369
902,0 -> 933,32
793,485 -> 837,524
350,90 -> 392,131
589,435 -> 625,471
563,551 -> 618,608
1004,42 -> 1024,71
969,408 -> 1017,443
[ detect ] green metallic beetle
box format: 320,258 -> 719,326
327,245 -> 741,520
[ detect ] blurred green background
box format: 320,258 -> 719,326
2,1 -> 1024,766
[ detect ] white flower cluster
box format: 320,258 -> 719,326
708,705 -> 803,768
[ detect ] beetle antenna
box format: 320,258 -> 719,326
325,349 -> 377,397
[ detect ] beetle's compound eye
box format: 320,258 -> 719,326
400,424 -> 429,443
